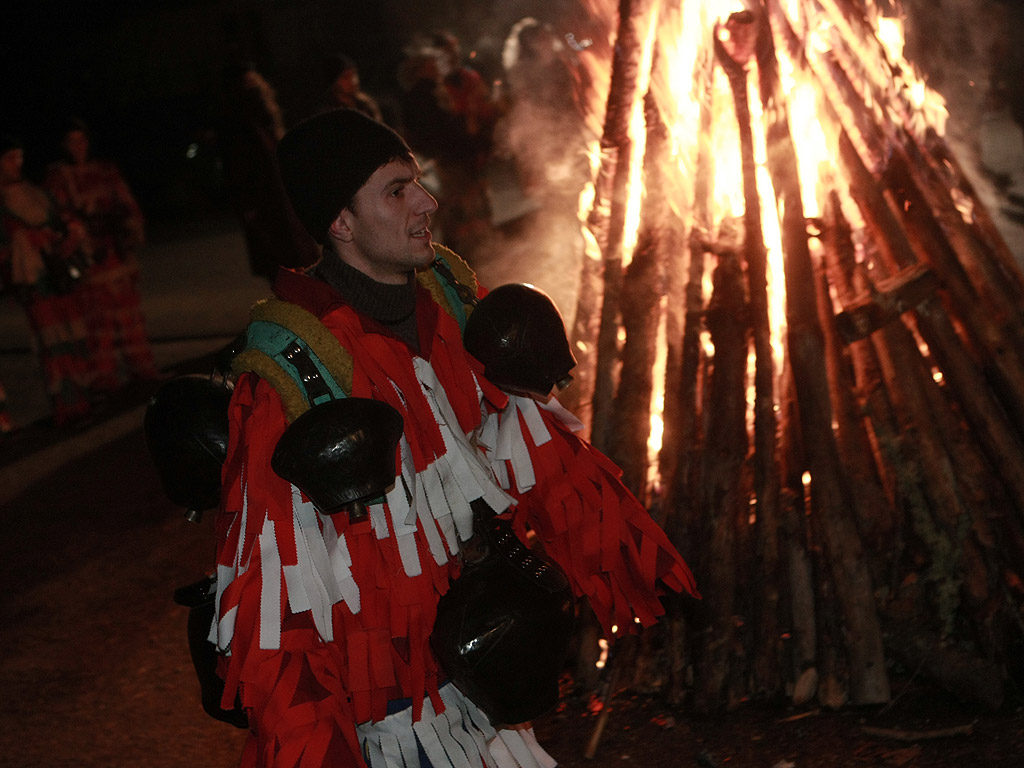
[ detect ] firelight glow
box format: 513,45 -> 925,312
573,0 -> 949,499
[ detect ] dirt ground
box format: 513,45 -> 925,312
533,677 -> 1024,768
2,409 -> 1023,768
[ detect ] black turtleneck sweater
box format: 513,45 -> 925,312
313,254 -> 420,353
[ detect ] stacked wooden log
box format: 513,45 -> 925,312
569,0 -> 1024,714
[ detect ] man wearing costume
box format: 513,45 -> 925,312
211,108 -> 698,768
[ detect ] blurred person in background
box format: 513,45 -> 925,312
217,62 -> 319,282
0,133 -> 93,427
495,18 -> 593,206
45,117 -> 161,393
318,52 -> 383,122
431,31 -> 497,147
396,33 -> 497,261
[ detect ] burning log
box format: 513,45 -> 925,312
815,0 -> 1024,343
691,225 -> 749,713
838,130 -> 1024,520
606,87 -> 671,499
747,3 -> 889,705
567,0 -> 659,445
660,42 -> 715,559
923,131 -> 1024,308
798,13 -> 1024,443
715,14 -> 780,561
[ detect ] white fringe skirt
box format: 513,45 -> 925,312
357,683 -> 558,768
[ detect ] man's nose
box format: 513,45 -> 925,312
418,185 -> 439,215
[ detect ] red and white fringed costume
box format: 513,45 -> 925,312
44,157 -> 159,389
0,181 -> 93,426
214,262 -> 698,768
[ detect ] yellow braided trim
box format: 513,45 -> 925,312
418,244 -> 478,319
232,348 -> 309,423
248,298 -> 354,394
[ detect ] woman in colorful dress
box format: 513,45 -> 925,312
0,134 -> 93,426
45,118 -> 160,392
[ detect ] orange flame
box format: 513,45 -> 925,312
570,0 -> 948,496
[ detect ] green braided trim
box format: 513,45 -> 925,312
248,298 -> 354,394
230,297 -> 355,423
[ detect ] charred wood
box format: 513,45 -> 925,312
692,236 -> 749,713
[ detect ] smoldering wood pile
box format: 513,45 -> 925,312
564,0 -> 1024,713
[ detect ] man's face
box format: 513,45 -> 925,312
334,157 -> 439,284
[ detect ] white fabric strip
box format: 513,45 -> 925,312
537,397 -> 585,433
213,561 -> 236,650
387,495 -> 424,578
370,499 -> 390,540
292,487 -> 343,640
414,478 -> 449,566
490,399 -> 535,493
282,564 -> 311,613
514,396 -> 552,448
326,530 -> 360,614
422,461 -> 461,554
414,358 -> 514,515
356,683 -> 558,768
257,517 -> 282,649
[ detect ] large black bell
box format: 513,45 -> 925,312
271,397 -> 403,515
144,375 -> 232,515
463,283 -> 577,398
430,511 -> 575,725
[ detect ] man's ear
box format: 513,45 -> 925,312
327,210 -> 354,243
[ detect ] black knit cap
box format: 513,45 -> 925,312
277,108 -> 413,243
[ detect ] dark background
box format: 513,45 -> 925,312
0,0 -> 595,220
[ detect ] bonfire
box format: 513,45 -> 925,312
558,0 -> 1024,716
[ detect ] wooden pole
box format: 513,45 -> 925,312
589,0 -> 659,452
692,231 -> 749,713
564,0 -> 656,434
607,86 -> 670,500
753,2 -> 890,705
839,131 -> 1024,520
777,363 -> 818,704
660,41 -> 714,560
